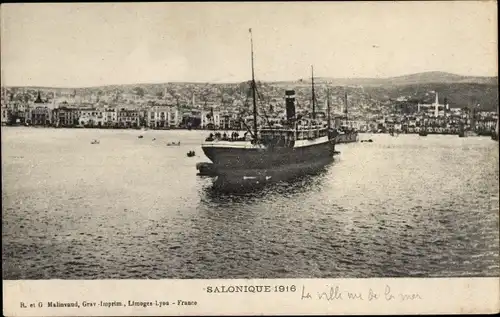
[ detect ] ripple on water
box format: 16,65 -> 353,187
2,130 -> 499,278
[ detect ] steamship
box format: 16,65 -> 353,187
200,29 -> 337,180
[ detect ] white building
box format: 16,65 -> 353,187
148,106 -> 171,128
201,110 -> 221,128
103,108 -> 117,125
77,108 -> 105,126
1,104 -> 10,125
168,107 -> 180,127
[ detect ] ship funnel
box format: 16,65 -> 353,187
285,89 -> 296,121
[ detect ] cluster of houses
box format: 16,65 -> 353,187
378,113 -> 498,135
2,90 -> 497,135
326,92 -> 498,135
1,91 -> 258,130
1,88 -> 358,131
369,93 -> 498,134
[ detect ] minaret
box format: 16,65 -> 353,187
434,91 -> 439,117
311,66 -> 316,119
34,90 -> 43,104
344,91 -> 349,126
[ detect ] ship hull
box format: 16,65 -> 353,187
211,156 -> 333,192
202,138 -> 335,170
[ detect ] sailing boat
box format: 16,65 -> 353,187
492,106 -> 499,141
200,29 -> 336,180
334,91 -> 359,143
493,119 -> 499,141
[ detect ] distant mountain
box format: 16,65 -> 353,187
362,82 -> 498,110
5,71 -> 498,111
281,72 -> 498,111
6,71 -> 497,90
379,71 -> 498,86
389,71 -> 497,85
307,71 -> 498,87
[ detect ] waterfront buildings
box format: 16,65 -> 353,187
104,108 -> 118,126
52,107 -> 77,127
147,106 -> 181,129
117,109 -> 141,128
77,108 -> 103,127
28,92 -> 54,126
0,87 -> 497,135
200,109 -> 220,129
1,104 -> 10,125
29,106 -> 52,126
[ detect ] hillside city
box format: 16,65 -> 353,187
1,80 -> 498,135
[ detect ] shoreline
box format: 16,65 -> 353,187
1,125 -> 495,137
0,125 -> 247,132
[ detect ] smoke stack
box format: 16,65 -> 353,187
285,90 -> 296,121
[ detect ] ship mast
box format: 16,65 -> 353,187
327,88 -> 331,131
249,28 -> 258,139
344,91 -> 349,126
311,66 -> 316,119
496,101 -> 499,138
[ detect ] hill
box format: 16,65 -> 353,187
363,83 -> 498,111
4,72 -> 498,111
302,71 -> 498,87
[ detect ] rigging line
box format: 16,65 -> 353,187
253,83 -> 272,126
240,118 -> 255,139
254,81 -> 268,107
249,28 -> 258,139
255,94 -> 272,126
238,86 -> 256,138
260,106 -> 273,127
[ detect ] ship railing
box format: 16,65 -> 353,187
205,137 -> 249,142
296,125 -> 326,131
204,130 -> 252,142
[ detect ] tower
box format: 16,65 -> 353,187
285,90 -> 296,121
35,91 -> 43,104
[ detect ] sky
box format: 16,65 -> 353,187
1,2 -> 498,87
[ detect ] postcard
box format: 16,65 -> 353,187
2,1 -> 499,316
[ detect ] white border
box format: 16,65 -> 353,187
3,278 -> 499,316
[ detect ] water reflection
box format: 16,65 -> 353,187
203,158 -> 335,197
